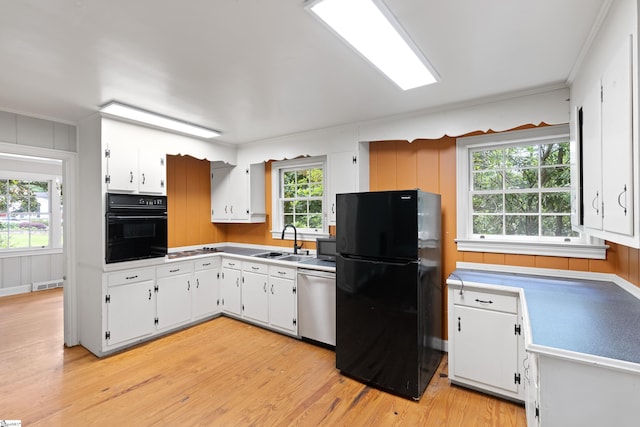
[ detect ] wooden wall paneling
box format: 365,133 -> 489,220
616,243 -> 630,281
589,242 -> 617,274
568,258 -> 590,271
415,139 -> 440,194
534,256 -> 569,270
373,141 -> 398,190
504,254 -> 536,268
437,138 -> 459,279
628,247 -> 640,285
185,157 -> 201,245
462,251 -> 484,263
395,141 -> 417,189
483,252 -> 506,265
369,142 -> 379,190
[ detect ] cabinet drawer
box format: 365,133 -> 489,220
107,268 -> 155,286
222,258 -> 241,270
157,262 -> 194,278
269,265 -> 296,280
243,261 -> 268,275
453,289 -> 517,313
195,257 -> 220,271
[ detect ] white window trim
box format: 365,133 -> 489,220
270,156 -> 330,242
456,125 -> 607,259
0,170 -> 63,252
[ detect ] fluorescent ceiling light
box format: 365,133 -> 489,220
307,0 -> 439,90
99,101 -> 221,139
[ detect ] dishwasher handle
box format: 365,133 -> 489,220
297,268 -> 336,280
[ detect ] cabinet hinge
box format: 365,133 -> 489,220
242,304 -> 245,312
292,286 -> 296,294
217,272 -> 220,279
105,294 -> 111,303
216,298 -> 220,306
154,285 -> 159,293
514,324 -> 521,335
105,148 -> 110,158
352,156 -> 357,164
514,373 -> 521,384
154,317 -> 159,326
105,175 -> 111,184
293,318 -> 297,326
535,406 -> 539,418
245,168 -> 249,174
160,180 -> 165,188
105,331 -> 111,340
160,158 -> 165,166
600,84 -> 603,103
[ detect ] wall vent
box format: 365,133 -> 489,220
32,279 -> 64,292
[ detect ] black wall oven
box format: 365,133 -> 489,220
106,193 -> 168,264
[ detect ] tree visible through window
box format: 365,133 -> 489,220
471,141 -> 577,239
0,179 -> 50,248
281,166 -> 324,231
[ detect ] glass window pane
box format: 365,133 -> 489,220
296,184 -> 309,197
294,215 -> 307,229
505,146 -> 539,168
506,215 -> 538,236
540,142 -> 570,166
540,166 -> 570,188
309,214 -> 322,228
505,169 -> 538,189
283,171 -> 296,185
283,201 -> 294,214
284,185 -> 295,198
297,170 -> 310,184
309,200 -> 322,213
542,215 -> 577,237
309,183 -> 323,197
472,194 -> 503,213
309,168 -> 323,183
505,193 -> 539,213
472,149 -> 503,171
294,200 -> 307,214
473,171 -> 503,191
541,192 -> 571,213
473,214 -> 503,235
284,214 -> 294,225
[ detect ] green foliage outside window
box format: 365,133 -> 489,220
281,167 -> 324,231
471,142 -> 577,238
0,179 -> 50,248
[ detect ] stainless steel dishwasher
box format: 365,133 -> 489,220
297,268 -> 336,347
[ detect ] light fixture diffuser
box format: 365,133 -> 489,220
307,0 -> 438,90
99,101 -> 221,139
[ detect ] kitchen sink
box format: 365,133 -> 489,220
253,251 -> 286,258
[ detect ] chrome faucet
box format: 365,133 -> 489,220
281,224 -> 301,254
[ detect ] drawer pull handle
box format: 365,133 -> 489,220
278,271 -> 286,275
475,298 -> 493,304
202,262 -> 211,267
170,269 -> 180,273
252,266 -> 259,270
125,275 -> 138,280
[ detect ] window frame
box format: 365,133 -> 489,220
0,170 -> 63,254
456,125 -> 607,259
270,156 -> 330,242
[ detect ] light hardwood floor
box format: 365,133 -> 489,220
0,288 -> 526,426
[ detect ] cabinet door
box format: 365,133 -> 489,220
106,143 -> 138,192
220,267 -> 242,315
269,276 -> 297,334
453,305 -> 519,394
193,268 -> 220,319
241,271 -> 269,323
230,165 -> 249,221
211,166 -> 231,221
328,152 -> 357,224
581,81 -> 603,230
524,352 -> 541,427
601,36 -> 633,236
106,279 -> 155,346
156,273 -> 192,330
139,151 -> 166,195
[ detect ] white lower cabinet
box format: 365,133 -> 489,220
220,258 -> 242,316
105,268 -> 156,348
268,265 -> 297,335
447,285 -> 524,401
156,262 -> 194,331
524,351 -> 541,427
193,258 -> 221,320
241,261 -> 269,324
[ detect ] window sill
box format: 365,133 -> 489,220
271,230 -> 330,243
455,239 -> 608,260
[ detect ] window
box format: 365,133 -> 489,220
271,157 -> 328,240
456,125 -> 606,258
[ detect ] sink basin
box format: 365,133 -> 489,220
253,251 -> 286,258
278,254 -> 313,262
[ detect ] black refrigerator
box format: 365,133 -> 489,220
335,190 -> 442,400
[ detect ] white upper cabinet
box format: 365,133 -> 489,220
210,162 -> 266,223
581,81 -> 603,230
327,152 -> 357,225
105,142 -> 166,195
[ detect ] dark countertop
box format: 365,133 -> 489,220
449,269 -> 640,365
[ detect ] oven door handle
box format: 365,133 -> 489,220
106,214 -> 168,220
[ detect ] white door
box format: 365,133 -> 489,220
106,143 -> 138,192
106,279 -> 155,346
211,166 -> 231,221
193,268 -> 220,319
230,165 -> 249,221
241,271 -> 269,323
601,36 -> 633,236
221,267 -> 242,315
156,273 -> 192,330
269,276 -> 297,334
453,305 -> 519,393
328,152 -> 357,224
138,151 -> 166,195
581,81 -> 603,230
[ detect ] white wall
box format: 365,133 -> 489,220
0,110 -> 74,296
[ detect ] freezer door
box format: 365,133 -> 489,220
336,255 -> 429,399
336,190 -> 418,260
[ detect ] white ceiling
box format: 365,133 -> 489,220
0,0 -> 606,144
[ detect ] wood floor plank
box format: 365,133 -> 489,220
0,289 -> 527,426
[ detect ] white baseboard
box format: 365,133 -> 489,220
0,284 -> 33,297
